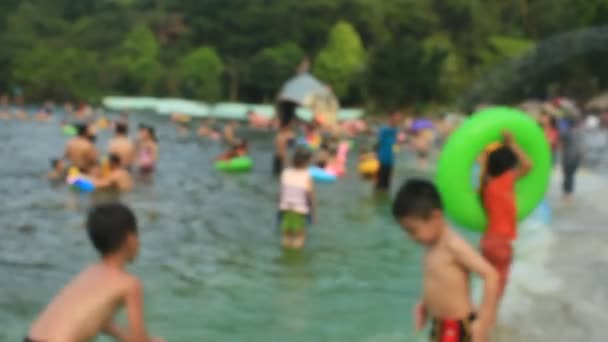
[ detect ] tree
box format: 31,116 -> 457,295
313,21 -> 366,99
246,42 -> 304,102
113,24 -> 162,95
178,47 -> 224,102
364,38 -> 446,110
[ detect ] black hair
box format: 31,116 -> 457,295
115,122 -> 128,135
486,146 -> 517,177
109,153 -> 121,166
146,126 -> 158,142
293,147 -> 312,168
76,123 -> 88,137
50,158 -> 60,168
392,179 -> 443,219
86,202 -> 137,256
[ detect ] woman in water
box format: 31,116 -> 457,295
136,126 -> 158,179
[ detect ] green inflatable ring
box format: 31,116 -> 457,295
215,156 -> 253,172
436,107 -> 551,232
62,125 -> 77,137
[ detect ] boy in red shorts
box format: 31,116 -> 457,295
480,131 -> 532,300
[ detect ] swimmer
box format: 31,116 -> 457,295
64,124 -> 98,174
273,122 -> 294,176
247,111 -> 273,130
108,122 -> 135,169
136,126 -> 158,177
411,129 -> 434,170
35,102 -> 54,121
47,158 -> 66,181
197,120 -> 221,140
26,203 -> 164,342
392,180 -> 498,342
92,154 -> 133,192
216,139 -> 248,161
75,102 -> 93,118
222,120 -> 239,146
278,148 -> 316,249
480,131 -> 532,301
14,108 -> 29,120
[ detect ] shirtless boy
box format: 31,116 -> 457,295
93,154 -> 133,192
392,179 -> 498,342
64,124 -> 98,173
108,122 -> 135,169
26,203 -> 163,342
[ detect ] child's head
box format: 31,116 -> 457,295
388,111 -> 403,127
50,158 -> 64,170
109,153 -> 122,168
86,203 -> 139,261
392,179 -> 445,245
486,146 -> 517,178
293,147 -> 312,168
76,123 -> 88,137
115,122 -> 128,135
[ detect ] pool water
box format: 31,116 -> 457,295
0,115 -> 429,341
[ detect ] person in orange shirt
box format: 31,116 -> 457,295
480,131 -> 532,301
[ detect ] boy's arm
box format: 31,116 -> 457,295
104,322 -> 130,341
124,278 -> 151,342
503,131 -> 532,178
448,236 -> 499,328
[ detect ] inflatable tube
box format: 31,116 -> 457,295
358,159 -> 379,175
71,178 -> 96,193
309,166 -> 337,183
62,125 -> 77,137
436,107 -> 551,232
215,156 -> 253,172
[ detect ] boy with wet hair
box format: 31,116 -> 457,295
26,203 -> 163,342
393,179 -> 498,342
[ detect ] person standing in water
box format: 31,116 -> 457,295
136,126 -> 158,177
108,122 -> 135,170
223,120 -> 239,146
278,148 -> 316,249
92,154 -> 133,192
392,179 -> 498,342
64,124 -> 98,174
560,116 -> 584,203
480,131 -> 532,301
273,121 -> 294,177
375,111 -> 402,191
26,203 -> 164,342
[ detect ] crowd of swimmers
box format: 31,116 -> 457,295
45,113 -> 159,193
16,97 -> 604,341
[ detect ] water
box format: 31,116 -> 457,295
0,114 -> 425,341
2,113 -> 607,341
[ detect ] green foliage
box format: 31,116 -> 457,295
0,0 -> 607,108
179,47 -> 224,101
314,21 -> 366,99
114,24 -> 162,95
247,43 -> 304,101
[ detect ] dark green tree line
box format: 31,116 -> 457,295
1,0 -> 608,110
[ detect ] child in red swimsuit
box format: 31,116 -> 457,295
480,131 -> 532,300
